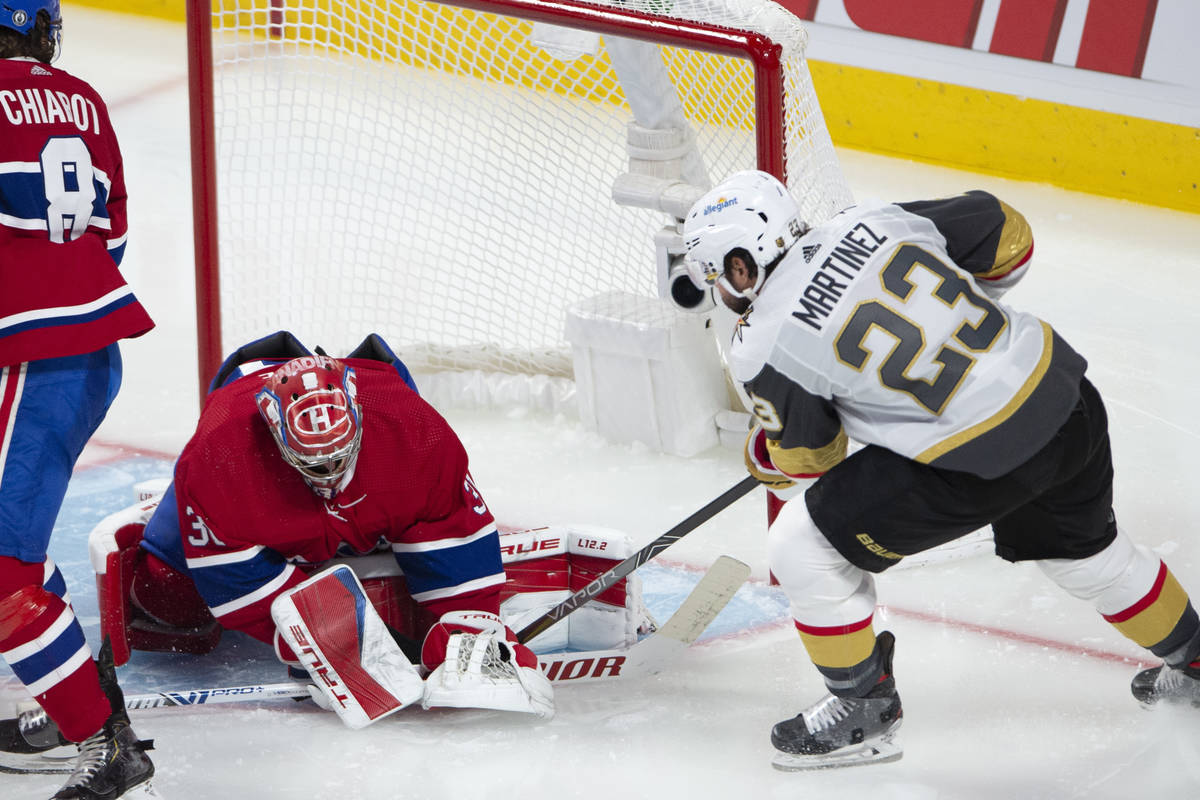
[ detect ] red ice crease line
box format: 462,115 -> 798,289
881,605 -> 1151,668
74,439 -> 180,471
110,75 -> 189,111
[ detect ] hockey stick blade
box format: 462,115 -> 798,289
516,475 -> 759,644
650,555 -> 750,646
538,555 -> 750,681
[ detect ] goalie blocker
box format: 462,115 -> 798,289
87,494 -> 655,681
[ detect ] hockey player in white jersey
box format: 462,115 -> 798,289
682,170 -> 1200,770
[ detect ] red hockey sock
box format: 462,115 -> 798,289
0,578 -> 110,742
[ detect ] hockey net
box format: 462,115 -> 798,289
188,0 -> 852,395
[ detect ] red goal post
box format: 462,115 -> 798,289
186,0 -> 851,397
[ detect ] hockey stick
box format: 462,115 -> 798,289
538,554 -> 750,681
0,555 -> 749,775
516,474 -> 759,644
0,682 -> 313,775
122,681 -> 310,710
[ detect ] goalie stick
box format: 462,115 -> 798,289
1,555 -> 750,775
516,475 -> 759,643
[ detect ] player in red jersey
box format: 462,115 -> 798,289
0,3 -> 158,798
131,330 -> 553,721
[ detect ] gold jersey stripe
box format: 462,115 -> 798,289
974,199 -> 1033,280
916,321 -> 1054,465
768,428 -> 849,477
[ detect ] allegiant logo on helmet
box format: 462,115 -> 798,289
703,197 -> 738,215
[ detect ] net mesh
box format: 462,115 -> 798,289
204,0 -> 852,377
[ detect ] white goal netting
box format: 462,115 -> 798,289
195,0 -> 852,384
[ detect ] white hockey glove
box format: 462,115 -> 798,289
420,610 -> 554,718
271,565 -> 424,729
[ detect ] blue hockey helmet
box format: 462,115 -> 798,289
1,1 -> 60,35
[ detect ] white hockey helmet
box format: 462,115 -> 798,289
681,170 -> 806,301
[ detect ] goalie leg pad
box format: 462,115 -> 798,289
421,611 -> 554,718
271,565 -> 424,729
91,509 -> 221,665
568,527 -> 657,649
498,526 -> 655,652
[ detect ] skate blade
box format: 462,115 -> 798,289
771,733 -> 902,772
0,746 -> 77,775
123,779 -> 164,799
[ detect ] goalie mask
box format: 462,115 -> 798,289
255,356 -> 363,499
682,170 -> 807,303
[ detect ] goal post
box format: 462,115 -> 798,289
186,0 -> 852,399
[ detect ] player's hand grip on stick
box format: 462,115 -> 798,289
516,475 -> 760,644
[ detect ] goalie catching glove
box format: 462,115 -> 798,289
421,611 -> 554,719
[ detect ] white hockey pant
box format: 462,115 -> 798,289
767,499 -> 877,632
1037,527 -> 1159,614
1036,527 -> 1191,661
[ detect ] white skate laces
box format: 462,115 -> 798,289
60,729 -> 112,790
1132,660 -> 1200,707
803,694 -> 852,734
770,631 -> 903,771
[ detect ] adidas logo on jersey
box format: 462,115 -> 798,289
802,244 -> 821,263
733,311 -> 752,343
31,65 -> 52,76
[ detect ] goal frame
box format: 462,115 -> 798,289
186,0 -> 790,399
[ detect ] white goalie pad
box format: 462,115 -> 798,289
499,525 -> 656,652
421,611 -> 554,718
271,565 -> 424,729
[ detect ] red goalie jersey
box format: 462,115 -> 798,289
164,356 -> 506,650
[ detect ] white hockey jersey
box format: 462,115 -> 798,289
728,191 -> 1087,480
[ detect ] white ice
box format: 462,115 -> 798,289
7,6 -> 1200,799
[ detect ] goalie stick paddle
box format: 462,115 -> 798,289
516,474 -> 759,644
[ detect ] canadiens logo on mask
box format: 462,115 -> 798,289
255,356 -> 363,499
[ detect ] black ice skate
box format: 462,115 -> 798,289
770,630 -> 903,771
1131,660 -> 1200,708
51,639 -> 160,799
0,705 -> 73,774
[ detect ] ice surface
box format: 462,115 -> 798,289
5,7 -> 1200,798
